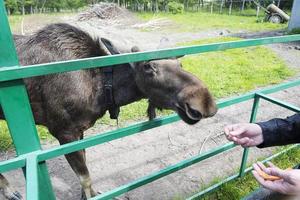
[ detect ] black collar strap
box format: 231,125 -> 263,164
102,67 -> 120,119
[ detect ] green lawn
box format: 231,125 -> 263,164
179,37 -> 294,98
137,12 -> 287,32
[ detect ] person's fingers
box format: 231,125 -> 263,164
252,170 -> 267,186
224,124 -> 240,135
241,141 -> 251,148
225,131 -> 233,140
240,138 -> 257,147
245,138 -> 257,147
257,161 -> 267,172
252,170 -> 282,192
228,127 -> 245,137
224,126 -> 231,136
268,167 -> 289,180
232,137 -> 250,146
253,163 -> 262,172
239,137 -> 250,144
266,161 -> 276,168
242,143 -> 252,147
255,162 -> 280,175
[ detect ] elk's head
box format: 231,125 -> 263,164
100,38 -> 217,124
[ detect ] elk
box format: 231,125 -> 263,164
0,23 -> 217,199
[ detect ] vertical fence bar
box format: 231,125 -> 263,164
26,155 -> 39,200
0,1 -> 55,199
239,94 -> 260,177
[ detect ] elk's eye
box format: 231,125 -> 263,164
144,63 -> 152,71
143,63 -> 157,75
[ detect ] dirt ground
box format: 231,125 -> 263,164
2,7 -> 300,200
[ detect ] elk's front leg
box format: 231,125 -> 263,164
0,174 -> 22,200
56,133 -> 96,199
147,101 -> 156,120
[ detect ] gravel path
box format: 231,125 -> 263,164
2,12 -> 300,200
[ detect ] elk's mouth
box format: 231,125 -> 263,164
175,103 -> 202,125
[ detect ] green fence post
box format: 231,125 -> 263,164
26,155 -> 39,200
0,1 -> 55,199
239,94 -> 260,177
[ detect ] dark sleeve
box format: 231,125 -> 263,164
256,113 -> 300,148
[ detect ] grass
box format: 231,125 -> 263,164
0,121 -> 54,150
137,11 -> 287,32
179,37 -> 294,98
0,36 -> 294,150
8,12 -> 76,34
199,146 -> 300,200
8,15 -> 23,33
0,121 -> 12,151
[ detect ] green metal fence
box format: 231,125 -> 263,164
1,0 -> 300,199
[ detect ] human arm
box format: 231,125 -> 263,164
256,113 -> 300,147
224,113 -> 300,148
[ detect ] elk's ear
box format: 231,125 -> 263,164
131,46 -> 140,53
130,46 -> 141,69
99,38 -> 121,55
157,36 -> 170,49
99,38 -> 111,56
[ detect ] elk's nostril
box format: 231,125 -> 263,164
186,103 -> 202,119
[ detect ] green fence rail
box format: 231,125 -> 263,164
1,0 -> 300,199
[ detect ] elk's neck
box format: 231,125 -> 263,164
111,65 -> 144,107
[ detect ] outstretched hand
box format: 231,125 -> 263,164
224,123 -> 263,147
252,162 -> 300,195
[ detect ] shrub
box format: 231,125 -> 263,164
167,1 -> 183,14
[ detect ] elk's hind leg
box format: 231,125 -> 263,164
0,174 -> 22,200
147,101 -> 156,120
55,133 -> 96,200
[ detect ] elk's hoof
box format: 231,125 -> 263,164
81,193 -> 87,200
9,191 -> 22,200
81,188 -> 87,200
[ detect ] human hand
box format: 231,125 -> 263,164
252,162 -> 300,195
224,123 -> 263,147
